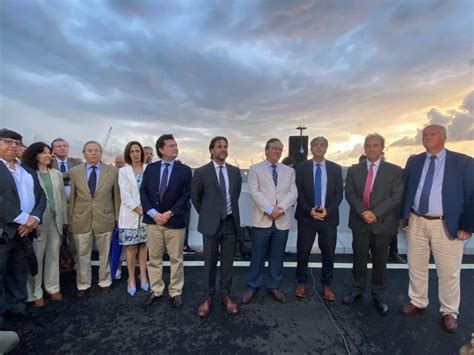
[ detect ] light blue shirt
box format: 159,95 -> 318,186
313,159 -> 327,208
1,159 -> 39,224
56,158 -> 71,199
147,159 -> 175,219
213,160 -> 232,215
86,162 -> 101,186
413,149 -> 446,216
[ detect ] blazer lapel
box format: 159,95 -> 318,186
325,162 -> 333,202
95,165 -> 110,195
262,161 -> 276,191
208,162 -> 220,191
1,162 -> 19,196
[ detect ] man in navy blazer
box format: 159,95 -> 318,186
399,124 -> 473,333
294,137 -> 343,301
140,134 -> 192,308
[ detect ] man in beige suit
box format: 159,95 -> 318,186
242,138 -> 297,304
69,141 -> 120,297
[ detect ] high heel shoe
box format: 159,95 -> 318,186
139,275 -> 149,292
127,287 -> 136,296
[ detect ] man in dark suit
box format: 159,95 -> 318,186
343,133 -> 403,315
294,137 -> 343,301
140,134 -> 192,308
0,128 -> 46,324
399,124 -> 473,333
191,136 -> 242,317
51,138 -> 82,200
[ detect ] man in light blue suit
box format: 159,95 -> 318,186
399,124 -> 473,333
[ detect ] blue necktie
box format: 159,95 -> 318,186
159,163 -> 170,201
271,164 -> 278,187
418,155 -> 436,215
314,163 -> 322,207
88,166 -> 97,197
60,162 -> 66,173
219,166 -> 227,216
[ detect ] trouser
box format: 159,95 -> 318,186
407,213 -> 464,317
247,223 -> 289,290
73,230 -> 112,290
27,208 -> 62,301
0,234 -> 29,315
203,215 -> 236,297
146,225 -> 185,297
296,219 -> 337,286
351,230 -> 392,299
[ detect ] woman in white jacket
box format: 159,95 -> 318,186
22,142 -> 67,306
118,141 -> 149,296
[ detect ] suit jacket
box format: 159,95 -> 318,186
248,160 -> 298,230
0,161 -> 46,239
345,160 -> 403,235
69,163 -> 120,234
191,161 -> 242,236
400,150 -> 474,239
118,164 -> 147,229
52,157 -> 82,186
140,160 -> 192,229
294,159 -> 343,227
37,169 -> 68,231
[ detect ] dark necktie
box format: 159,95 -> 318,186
219,165 -> 227,215
418,155 -> 436,215
159,163 -> 170,201
314,163 -> 322,207
60,162 -> 66,173
88,166 -> 97,197
271,164 -> 278,187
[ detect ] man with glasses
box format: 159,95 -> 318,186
0,128 -> 46,325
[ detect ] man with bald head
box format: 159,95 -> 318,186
399,124 -> 473,333
114,155 -> 126,169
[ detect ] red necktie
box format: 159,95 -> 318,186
363,163 -> 375,209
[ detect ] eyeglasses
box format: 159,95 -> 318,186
0,138 -> 22,146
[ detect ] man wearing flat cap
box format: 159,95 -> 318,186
0,128 -> 46,325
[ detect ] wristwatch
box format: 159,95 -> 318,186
167,210 -> 174,217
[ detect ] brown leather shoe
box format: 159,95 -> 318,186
221,296 -> 239,315
49,292 -> 62,301
442,314 -> 458,333
294,283 -> 306,299
198,297 -> 213,318
400,303 -> 425,316
271,289 -> 286,303
242,289 -> 256,304
322,286 -> 336,301
32,298 -> 45,307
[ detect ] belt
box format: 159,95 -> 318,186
410,209 -> 444,220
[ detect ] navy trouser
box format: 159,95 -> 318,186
247,223 -> 288,291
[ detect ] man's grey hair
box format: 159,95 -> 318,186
364,133 -> 385,149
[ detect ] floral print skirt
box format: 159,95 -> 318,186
118,226 -> 147,246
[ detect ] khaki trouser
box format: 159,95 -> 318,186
73,230 -> 112,290
27,208 -> 62,301
146,224 -> 185,297
407,213 -> 464,317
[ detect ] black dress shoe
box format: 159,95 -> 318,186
387,252 -> 407,263
374,298 -> 389,315
144,293 -> 161,306
342,293 -> 362,305
170,295 -> 183,308
101,286 -> 111,294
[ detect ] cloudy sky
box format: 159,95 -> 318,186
1,0 -> 472,168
